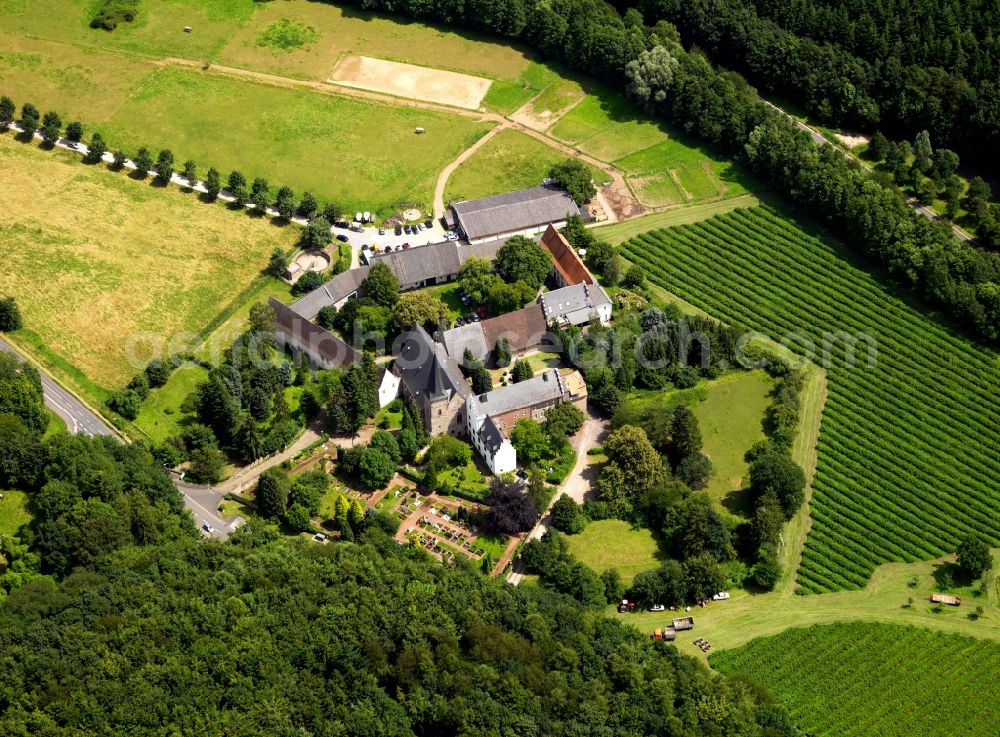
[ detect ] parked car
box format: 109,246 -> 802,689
202,522 -> 216,534
711,591 -> 730,601
404,225 -> 412,234
417,223 -> 425,231
395,244 -> 403,251
336,234 -> 350,242
515,469 -> 528,479
384,246 -> 393,254
617,600 -> 637,613
402,242 -> 411,249
424,219 -> 433,229
649,604 -> 666,612
312,533 -> 327,542
455,317 -> 465,326
378,227 -> 385,235
395,224 -> 403,236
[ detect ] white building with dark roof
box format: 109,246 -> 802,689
449,186 -> 589,244
539,283 -> 612,327
466,369 -> 587,474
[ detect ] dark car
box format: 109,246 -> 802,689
336,234 -> 350,242
384,245 -> 393,254
424,219 -> 433,229
395,224 -> 402,236
404,224 -> 412,235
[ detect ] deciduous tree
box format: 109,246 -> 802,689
362,262 -> 400,307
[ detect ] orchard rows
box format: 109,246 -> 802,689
711,623 -> 1000,737
621,206 -> 1000,592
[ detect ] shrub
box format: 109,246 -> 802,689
90,0 -> 140,31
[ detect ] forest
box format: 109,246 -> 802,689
629,0 -> 1000,174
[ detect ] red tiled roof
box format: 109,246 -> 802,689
541,224 -> 594,286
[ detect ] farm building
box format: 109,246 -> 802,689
540,224 -> 595,287
539,282 -> 613,326
270,297 -> 361,370
440,303 -> 550,364
449,186 -> 590,244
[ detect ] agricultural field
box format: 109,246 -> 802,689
711,623 -> 1000,737
0,134 -> 298,404
444,129 -> 599,203
513,77 -> 586,130
594,194 -> 761,245
620,206 -> 1000,593
565,519 -> 661,584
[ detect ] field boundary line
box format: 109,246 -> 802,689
779,363 -> 827,594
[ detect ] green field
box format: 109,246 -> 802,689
548,85 -> 756,208
594,194 -> 761,245
445,129 -> 599,203
565,519 -> 661,584
693,371 -> 775,514
711,623 -> 1000,737
0,490 -> 31,539
481,62 -> 559,115
620,206 -> 1000,593
0,134 -> 298,404
517,77 -> 585,127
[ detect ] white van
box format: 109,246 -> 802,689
363,211 -> 371,223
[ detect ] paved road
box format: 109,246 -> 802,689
760,99 -> 977,244
507,414 -> 607,585
0,335 -> 236,537
1,337 -> 117,438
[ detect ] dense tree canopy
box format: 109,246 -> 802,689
495,236 -> 552,289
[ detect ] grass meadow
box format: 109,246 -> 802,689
565,519 -> 662,584
0,490 -> 31,539
0,134 -> 298,403
445,129 -> 601,202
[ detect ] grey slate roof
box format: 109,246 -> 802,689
451,186 -> 585,241
290,267 -> 370,319
394,325 -> 470,402
370,241 -> 462,286
442,322 -> 490,363
539,283 -> 611,321
478,415 -> 507,455
468,369 -> 565,420
270,297 -> 361,368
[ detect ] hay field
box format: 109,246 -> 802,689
0,135 -> 297,395
329,55 -> 492,110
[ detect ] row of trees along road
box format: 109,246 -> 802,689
330,0 -> 1000,344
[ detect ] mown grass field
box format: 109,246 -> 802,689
217,0 -> 533,83
565,519 -> 661,584
617,550 -> 1000,664
594,194 -> 761,244
619,205 -> 1000,593
693,370 -> 775,515
548,86 -> 756,208
0,134 -> 298,402
445,129 -> 600,203
711,623 -> 1000,737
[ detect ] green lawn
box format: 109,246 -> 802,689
133,365 -> 209,444
43,409 -> 67,439
438,460 -> 488,500
427,283 -> 468,321
482,62 -> 559,115
565,519 -> 662,584
0,490 -> 31,538
91,65 -> 492,214
694,370 -> 776,516
548,84 -> 757,209
445,128 -> 600,203
517,77 -> 586,127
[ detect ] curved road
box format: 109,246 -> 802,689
0,337 -> 233,538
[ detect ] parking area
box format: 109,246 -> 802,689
332,215 -> 454,261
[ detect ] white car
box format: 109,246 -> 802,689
202,522 -> 216,534
312,533 -> 327,542
712,591 -> 730,601
649,604 -> 666,612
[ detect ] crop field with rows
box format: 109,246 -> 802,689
710,623 -> 1000,737
620,206 -> 1000,592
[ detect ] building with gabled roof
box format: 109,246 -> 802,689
440,303 -> 549,364
394,324 -> 471,437
450,185 -> 589,244
540,224 -> 594,287
270,297 -> 361,369
466,368 -> 587,474
539,283 -> 612,326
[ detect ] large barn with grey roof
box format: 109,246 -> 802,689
447,185 -> 590,244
